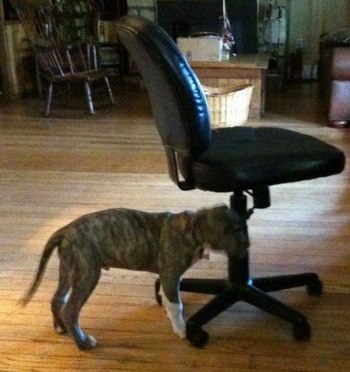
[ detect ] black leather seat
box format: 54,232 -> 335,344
116,16 -> 346,347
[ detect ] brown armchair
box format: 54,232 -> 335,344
11,0 -> 115,117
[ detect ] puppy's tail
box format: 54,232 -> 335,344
19,232 -> 63,307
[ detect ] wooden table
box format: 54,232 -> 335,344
190,54 -> 270,119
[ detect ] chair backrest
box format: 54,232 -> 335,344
116,16 -> 211,159
11,0 -> 100,77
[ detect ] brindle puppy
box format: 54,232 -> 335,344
20,205 -> 248,350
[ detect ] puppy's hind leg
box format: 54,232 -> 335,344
51,261 -> 70,334
60,267 -> 101,350
159,277 -> 186,339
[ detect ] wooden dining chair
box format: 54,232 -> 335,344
11,0 -> 115,116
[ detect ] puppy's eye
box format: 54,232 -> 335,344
233,224 -> 242,232
224,225 -> 241,234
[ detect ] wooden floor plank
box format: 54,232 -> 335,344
0,81 -> 349,371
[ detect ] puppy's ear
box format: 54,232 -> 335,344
190,212 -> 207,243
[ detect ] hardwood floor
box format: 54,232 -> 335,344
0,81 -> 349,371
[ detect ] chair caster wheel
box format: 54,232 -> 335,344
293,320 -> 311,341
154,279 -> 162,306
186,323 -> 209,348
307,278 -> 323,297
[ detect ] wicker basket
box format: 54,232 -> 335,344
203,84 -> 254,128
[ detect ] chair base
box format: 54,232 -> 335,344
155,191 -> 323,348
155,262 -> 322,348
182,269 -> 321,347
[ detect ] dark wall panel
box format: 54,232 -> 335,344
156,0 -> 258,54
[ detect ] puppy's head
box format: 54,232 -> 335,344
193,205 -> 249,258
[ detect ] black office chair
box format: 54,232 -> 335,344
115,16 -> 346,347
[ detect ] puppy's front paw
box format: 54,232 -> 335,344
55,324 -> 67,334
173,322 -> 186,339
163,300 -> 186,339
77,335 -> 98,350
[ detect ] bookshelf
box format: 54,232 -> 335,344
98,1 -> 128,76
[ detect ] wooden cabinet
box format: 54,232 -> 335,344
0,0 -> 9,97
0,1 -> 4,96
0,0 -> 35,98
3,22 -> 35,96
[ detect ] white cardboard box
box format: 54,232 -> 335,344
177,37 -> 222,62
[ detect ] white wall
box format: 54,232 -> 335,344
289,0 -> 350,77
